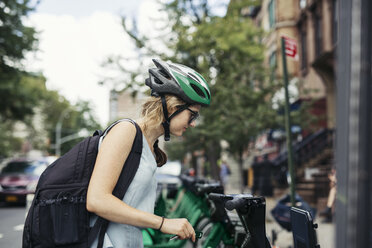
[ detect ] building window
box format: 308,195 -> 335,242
268,0 -> 275,28
269,51 -> 277,69
269,51 -> 277,81
300,29 -> 307,71
313,8 -> 323,57
332,0 -> 338,45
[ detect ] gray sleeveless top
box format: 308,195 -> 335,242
90,134 -> 158,248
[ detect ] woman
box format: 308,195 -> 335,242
87,59 -> 211,247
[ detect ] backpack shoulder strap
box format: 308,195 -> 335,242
112,119 -> 142,197
101,118 -> 137,137
88,119 -> 143,248
98,118 -> 141,151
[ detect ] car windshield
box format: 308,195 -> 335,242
1,161 -> 41,175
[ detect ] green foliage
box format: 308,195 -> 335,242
0,121 -> 23,159
161,0 -> 279,163
0,73 -> 47,122
0,0 -> 39,122
0,0 -> 38,63
60,100 -> 103,148
40,92 -> 102,155
0,73 -> 47,158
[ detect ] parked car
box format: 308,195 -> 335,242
0,159 -> 49,206
155,160 -> 182,197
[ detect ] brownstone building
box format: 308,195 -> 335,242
253,0 -> 337,129
297,0 -> 337,129
250,0 -> 338,208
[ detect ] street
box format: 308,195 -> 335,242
0,204 -> 26,247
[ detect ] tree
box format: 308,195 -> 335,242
0,0 -> 39,122
40,91 -> 102,155
0,121 -> 23,159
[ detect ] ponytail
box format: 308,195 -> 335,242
153,140 -> 167,167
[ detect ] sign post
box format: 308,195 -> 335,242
281,36 -> 297,207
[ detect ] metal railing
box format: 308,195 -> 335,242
272,128 -> 334,168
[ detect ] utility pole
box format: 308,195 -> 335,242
281,37 -> 296,207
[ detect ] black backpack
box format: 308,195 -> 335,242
23,119 -> 143,248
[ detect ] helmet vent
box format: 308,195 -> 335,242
154,78 -> 164,85
169,64 -> 187,76
190,83 -> 206,99
158,69 -> 171,80
188,73 -> 200,83
205,88 -> 210,100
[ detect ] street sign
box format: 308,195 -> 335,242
282,36 -> 298,60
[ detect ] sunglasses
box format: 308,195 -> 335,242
186,107 -> 199,124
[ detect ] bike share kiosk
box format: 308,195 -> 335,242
290,207 -> 320,248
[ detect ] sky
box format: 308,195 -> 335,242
26,0 -> 157,126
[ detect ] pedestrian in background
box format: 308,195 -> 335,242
219,160 -> 231,187
320,168 -> 336,223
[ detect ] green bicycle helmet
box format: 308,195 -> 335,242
145,59 -> 211,141
146,59 -> 211,106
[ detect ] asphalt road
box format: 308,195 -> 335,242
0,203 -> 26,247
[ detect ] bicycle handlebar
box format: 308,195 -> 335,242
225,195 -> 265,211
208,192 -> 232,202
225,197 -> 247,211
180,174 -> 206,185
196,183 -> 224,195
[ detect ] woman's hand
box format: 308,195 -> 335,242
160,218 -> 196,242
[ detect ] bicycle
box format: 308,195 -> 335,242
147,174 -> 320,248
143,175 -> 224,248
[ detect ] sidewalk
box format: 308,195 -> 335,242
224,185 -> 335,248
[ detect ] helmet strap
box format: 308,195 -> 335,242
169,104 -> 189,119
160,96 -> 190,141
161,95 -> 171,141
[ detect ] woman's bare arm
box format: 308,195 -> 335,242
86,121 -> 195,241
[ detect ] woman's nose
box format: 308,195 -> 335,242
189,120 -> 196,127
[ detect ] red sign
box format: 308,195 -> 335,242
282,36 -> 298,59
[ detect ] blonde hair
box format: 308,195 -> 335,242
141,95 -> 186,167
141,95 -> 186,132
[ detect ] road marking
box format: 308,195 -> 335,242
0,233 -> 3,239
13,224 -> 24,231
